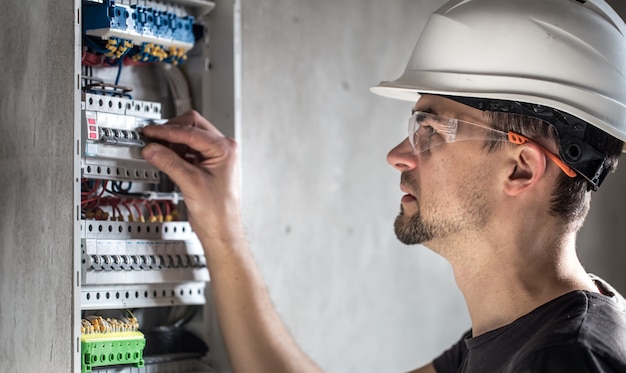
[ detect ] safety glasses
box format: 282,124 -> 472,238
408,111 -> 577,177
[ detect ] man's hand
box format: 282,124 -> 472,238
140,110 -> 322,373
141,110 -> 242,242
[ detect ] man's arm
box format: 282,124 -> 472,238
141,111 -> 322,373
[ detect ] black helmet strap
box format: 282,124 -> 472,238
440,95 -> 609,190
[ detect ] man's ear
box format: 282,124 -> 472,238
503,144 -> 547,196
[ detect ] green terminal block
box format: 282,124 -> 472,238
81,331 -> 146,372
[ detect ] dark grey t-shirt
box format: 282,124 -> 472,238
433,281 -> 626,372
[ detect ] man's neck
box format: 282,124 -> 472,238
439,230 -> 598,337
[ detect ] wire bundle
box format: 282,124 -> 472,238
82,314 -> 139,335
81,179 -> 177,222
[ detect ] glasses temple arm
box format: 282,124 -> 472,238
507,132 -> 577,178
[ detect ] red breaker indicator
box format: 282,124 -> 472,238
85,112 -> 98,141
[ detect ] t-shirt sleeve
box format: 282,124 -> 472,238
433,330 -> 471,373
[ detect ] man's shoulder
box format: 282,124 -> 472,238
510,290 -> 626,372
434,286 -> 626,373
512,342 -> 625,373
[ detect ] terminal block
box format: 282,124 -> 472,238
81,315 -> 146,372
83,0 -> 196,64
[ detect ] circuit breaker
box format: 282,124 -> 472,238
78,0 -> 218,371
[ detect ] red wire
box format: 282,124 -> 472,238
81,179 -> 100,196
121,202 -> 134,220
152,201 -> 163,218
143,200 -> 155,220
82,50 -> 105,66
98,181 -> 108,198
131,201 -> 143,221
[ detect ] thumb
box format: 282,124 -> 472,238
142,142 -> 198,186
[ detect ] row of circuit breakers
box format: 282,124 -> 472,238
79,1 -> 214,372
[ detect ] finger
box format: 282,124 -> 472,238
142,124 -> 228,161
141,142 -> 199,186
165,110 -> 217,132
142,110 -> 221,150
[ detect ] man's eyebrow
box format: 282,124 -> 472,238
412,106 -> 435,115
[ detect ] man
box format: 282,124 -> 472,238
141,0 -> 626,371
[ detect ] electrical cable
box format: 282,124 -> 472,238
160,63 -> 192,115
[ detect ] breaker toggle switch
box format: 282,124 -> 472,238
99,127 -> 146,147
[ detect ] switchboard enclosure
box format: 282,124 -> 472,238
0,0 -> 240,372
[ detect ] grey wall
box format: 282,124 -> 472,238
238,1 -> 468,372
0,0 -> 77,371
578,0 -> 626,295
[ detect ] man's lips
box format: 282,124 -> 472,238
402,194 -> 417,203
400,185 -> 417,202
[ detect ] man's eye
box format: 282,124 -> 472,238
421,124 -> 437,137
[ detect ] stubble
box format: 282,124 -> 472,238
394,171 -> 489,246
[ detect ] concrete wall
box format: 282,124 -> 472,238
578,0 -> 626,295
238,1 -> 468,372
0,0 -> 78,371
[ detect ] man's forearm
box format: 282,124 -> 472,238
199,225 -> 322,373
141,112 -> 322,373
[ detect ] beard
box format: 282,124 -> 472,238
394,206 -> 435,245
393,172 -> 489,246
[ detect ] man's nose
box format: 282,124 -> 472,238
387,138 -> 417,172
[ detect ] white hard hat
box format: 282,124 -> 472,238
371,0 -> 626,188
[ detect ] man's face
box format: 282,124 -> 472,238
387,95 -> 498,248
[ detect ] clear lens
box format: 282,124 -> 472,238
407,111 -> 508,154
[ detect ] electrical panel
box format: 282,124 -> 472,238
79,0 -> 217,371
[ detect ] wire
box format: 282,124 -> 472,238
98,180 -> 108,198
84,36 -> 110,55
121,201 -> 135,221
160,63 -> 192,115
144,200 -> 155,222
131,200 -> 144,222
81,179 -> 100,196
82,50 -> 105,66
111,181 -> 133,194
115,58 -> 124,85
151,201 -> 163,221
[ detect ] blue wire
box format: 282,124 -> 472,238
115,58 -> 123,85
84,36 -> 110,54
